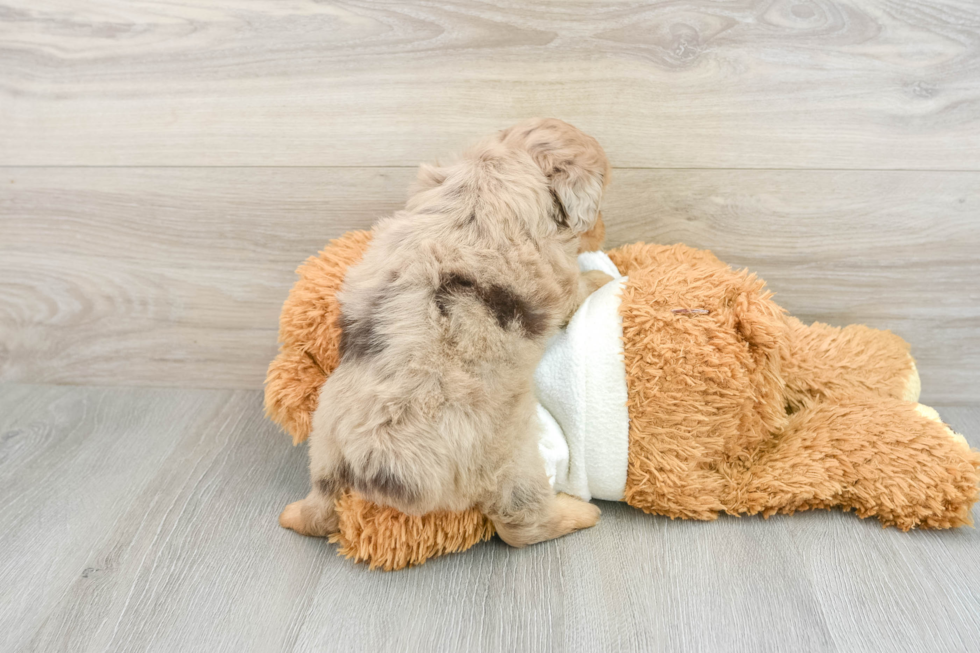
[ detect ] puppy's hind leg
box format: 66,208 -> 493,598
283,407 -> 347,537
484,451 -> 600,548
279,476 -> 341,538
493,493 -> 601,548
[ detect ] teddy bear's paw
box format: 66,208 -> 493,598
903,357 -> 922,402
915,403 -> 970,451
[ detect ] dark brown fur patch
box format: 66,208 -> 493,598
316,476 -> 338,496
337,281 -> 400,361
436,273 -> 548,338
481,283 -> 548,337
435,273 -> 474,313
335,459 -> 356,488
337,312 -> 384,361
332,457 -> 418,504
366,467 -> 419,504
549,188 -> 569,228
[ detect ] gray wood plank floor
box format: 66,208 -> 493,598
2,383 -> 978,653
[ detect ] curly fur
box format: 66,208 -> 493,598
278,119 -> 612,546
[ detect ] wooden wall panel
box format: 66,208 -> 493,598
1,0 -> 979,168
2,167 -> 977,402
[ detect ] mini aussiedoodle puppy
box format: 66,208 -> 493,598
280,119 -> 612,547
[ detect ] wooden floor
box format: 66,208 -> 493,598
3,1 -> 980,651
1,383 -> 979,653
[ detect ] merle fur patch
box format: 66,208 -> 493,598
436,273 -> 547,338
337,281 -> 400,361
332,457 -> 419,504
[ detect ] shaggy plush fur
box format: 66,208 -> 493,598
610,243 -> 978,529
266,230 -> 372,444
329,491 -> 495,571
266,234 -> 980,569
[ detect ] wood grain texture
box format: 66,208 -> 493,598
1,384 -> 978,652
0,167 -> 410,390
2,167 -> 978,402
607,168 -> 980,405
3,2 -> 978,649
0,384 -> 245,652
1,0 -> 979,168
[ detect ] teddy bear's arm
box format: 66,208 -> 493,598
263,230 -> 373,443
264,347 -> 326,444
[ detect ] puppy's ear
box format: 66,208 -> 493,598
547,163 -> 604,233
504,118 -> 608,233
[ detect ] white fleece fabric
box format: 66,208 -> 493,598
534,251 -> 631,502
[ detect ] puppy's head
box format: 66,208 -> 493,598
499,118 -> 611,236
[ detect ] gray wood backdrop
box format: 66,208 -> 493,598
1,0 -> 978,403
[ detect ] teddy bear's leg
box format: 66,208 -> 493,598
740,394 -> 979,530
781,316 -> 921,407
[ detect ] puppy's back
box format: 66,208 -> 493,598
312,139 -> 581,513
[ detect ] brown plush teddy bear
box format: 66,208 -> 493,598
266,230 -> 980,570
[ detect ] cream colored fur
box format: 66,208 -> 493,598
280,119 -> 612,547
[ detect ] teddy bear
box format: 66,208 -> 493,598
265,230 -> 980,570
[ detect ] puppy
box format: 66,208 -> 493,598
280,119 -> 612,547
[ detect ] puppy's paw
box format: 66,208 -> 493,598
581,269 -> 614,295
278,500 -> 306,532
279,499 -> 339,537
556,493 -> 601,532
